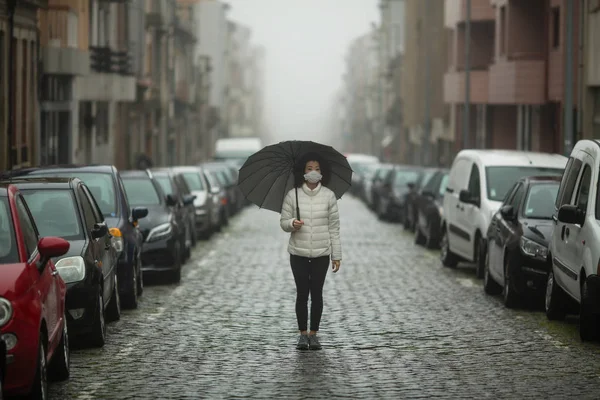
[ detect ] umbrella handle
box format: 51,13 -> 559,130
295,187 -> 301,220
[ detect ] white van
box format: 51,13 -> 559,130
214,137 -> 263,166
546,140 -> 600,340
441,150 -> 567,277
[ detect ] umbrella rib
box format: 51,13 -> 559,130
238,161 -> 288,187
244,164 -> 290,200
239,154 -> 291,171
257,170 -> 290,210
329,168 -> 353,186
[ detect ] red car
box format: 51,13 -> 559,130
0,183 -> 70,399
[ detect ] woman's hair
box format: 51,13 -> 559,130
294,152 -> 331,187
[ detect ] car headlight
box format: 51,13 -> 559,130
0,298 -> 13,328
55,256 -> 86,284
146,223 -> 172,242
438,205 -> 444,218
195,209 -> 207,216
109,228 -> 124,253
520,237 -> 548,260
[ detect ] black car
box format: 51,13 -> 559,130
202,168 -> 229,230
414,169 -> 449,249
121,170 -> 186,282
3,165 -> 148,309
151,169 -> 197,260
377,166 -> 422,222
370,164 -> 394,211
402,168 -> 437,231
12,177 -> 120,347
0,337 -> 5,399
484,176 -> 561,308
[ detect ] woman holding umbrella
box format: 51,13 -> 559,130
280,152 -> 342,350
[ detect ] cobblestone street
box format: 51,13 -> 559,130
49,195 -> 600,399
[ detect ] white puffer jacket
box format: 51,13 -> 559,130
280,183 -> 342,260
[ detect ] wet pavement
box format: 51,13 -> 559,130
48,195 -> 600,399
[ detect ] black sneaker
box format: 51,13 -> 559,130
296,334 -> 309,350
308,334 -> 322,350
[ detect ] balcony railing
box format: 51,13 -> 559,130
38,5 -> 79,49
90,46 -> 133,75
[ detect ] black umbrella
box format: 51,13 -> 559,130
237,141 -> 353,219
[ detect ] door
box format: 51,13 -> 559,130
444,158 -> 470,255
16,196 -> 61,346
489,183 -> 521,280
498,183 -> 525,281
552,156 -> 582,293
562,160 -> 593,299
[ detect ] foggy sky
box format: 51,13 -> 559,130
227,0 -> 379,145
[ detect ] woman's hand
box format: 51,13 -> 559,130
292,219 -> 304,231
332,260 -> 341,273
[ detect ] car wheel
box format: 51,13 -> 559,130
414,224 -> 426,246
475,236 -> 486,279
377,201 -> 387,221
403,207 -> 411,231
137,257 -> 144,296
579,280 -> 600,342
106,275 -> 121,322
503,257 -> 520,309
483,245 -> 502,295
90,289 -> 106,348
425,222 -> 438,249
49,313 -> 70,381
440,228 -> 458,268
545,270 -> 567,321
122,260 -> 139,310
30,336 -> 48,400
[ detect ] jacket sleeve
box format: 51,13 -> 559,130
328,192 -> 342,260
280,191 -> 296,233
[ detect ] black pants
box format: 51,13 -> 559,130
290,254 -> 330,332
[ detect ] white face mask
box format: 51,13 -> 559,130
304,170 -> 322,184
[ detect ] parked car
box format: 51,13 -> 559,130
4,165 -> 148,309
359,163 -> 380,204
346,153 -> 380,197
171,166 -> 215,239
369,164 -> 394,211
376,166 -> 422,222
545,140 -> 600,341
402,168 -> 437,231
13,177 -> 121,347
0,183 -> 71,398
414,169 -> 449,249
201,168 -> 229,230
484,176 -> 561,308
440,150 -> 567,278
151,169 -> 197,260
203,162 -> 241,216
121,170 -> 186,282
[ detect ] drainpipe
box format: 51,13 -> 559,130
564,0 -> 574,155
423,0 -> 431,166
6,0 -> 17,171
463,0 -> 471,149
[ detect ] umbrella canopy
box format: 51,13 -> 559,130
237,141 -> 353,217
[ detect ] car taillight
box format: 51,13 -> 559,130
221,198 -> 228,205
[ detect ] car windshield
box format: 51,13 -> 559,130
394,170 -> 420,188
376,167 -> 392,180
420,170 -> 436,187
439,174 -> 449,196
523,183 -> 560,219
21,189 -> 84,240
41,172 -> 118,217
0,197 -> 19,264
155,176 -> 174,196
122,178 -> 161,206
485,167 -> 564,202
181,172 -> 205,191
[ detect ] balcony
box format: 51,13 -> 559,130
444,69 -> 490,103
146,0 -> 166,29
174,16 -> 196,43
445,0 -> 495,28
38,5 -> 90,76
90,46 -> 133,75
489,54 -> 546,104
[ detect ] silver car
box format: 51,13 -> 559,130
171,166 -> 216,239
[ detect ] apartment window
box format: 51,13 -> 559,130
95,102 -> 109,145
552,7 -> 561,48
500,6 -> 507,55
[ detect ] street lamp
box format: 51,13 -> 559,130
6,0 -> 17,171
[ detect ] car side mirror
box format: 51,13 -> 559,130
558,204 -> 585,225
132,207 -> 148,221
500,205 -> 516,221
91,222 -> 109,239
166,194 -> 178,207
459,190 -> 479,206
183,194 -> 197,206
37,237 -> 70,271
210,187 -> 220,195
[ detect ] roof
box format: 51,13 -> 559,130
522,175 -> 562,183
171,166 -> 203,173
120,170 -> 151,178
346,154 -> 380,163
456,149 -> 567,168
3,177 -> 78,190
0,164 -> 116,180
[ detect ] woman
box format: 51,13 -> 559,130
280,153 -> 342,350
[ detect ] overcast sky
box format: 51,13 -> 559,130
227,0 -> 379,144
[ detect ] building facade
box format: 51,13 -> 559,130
581,0 -> 600,140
